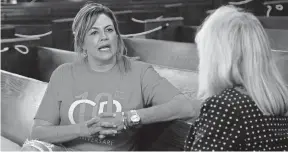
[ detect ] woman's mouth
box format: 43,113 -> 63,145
98,45 -> 111,52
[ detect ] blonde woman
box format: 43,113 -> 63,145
21,2 -> 200,151
185,5 -> 288,151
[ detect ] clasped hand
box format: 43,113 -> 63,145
79,112 -> 126,139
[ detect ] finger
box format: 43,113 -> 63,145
98,134 -> 106,139
99,112 -> 116,118
89,127 -> 102,135
100,122 -> 117,128
90,123 -> 100,128
118,124 -> 126,131
99,130 -> 118,135
86,117 -> 100,127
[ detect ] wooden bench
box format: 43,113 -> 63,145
1,37 -> 41,80
172,25 -> 288,51
1,0 -> 213,49
51,9 -> 167,50
1,0 -> 189,23
213,0 -> 288,16
1,24 -> 15,39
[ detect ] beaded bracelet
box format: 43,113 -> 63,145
121,112 -> 128,130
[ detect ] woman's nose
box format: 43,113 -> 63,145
100,31 -> 108,41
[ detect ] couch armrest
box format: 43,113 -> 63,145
1,136 -> 22,151
138,119 -> 194,151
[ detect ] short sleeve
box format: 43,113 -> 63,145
189,96 -> 244,151
34,65 -> 67,125
141,66 -> 180,106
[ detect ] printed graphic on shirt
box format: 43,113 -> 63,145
68,91 -> 124,146
78,137 -> 115,146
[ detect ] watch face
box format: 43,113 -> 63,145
131,115 -> 140,122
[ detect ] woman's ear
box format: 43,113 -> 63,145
80,46 -> 87,56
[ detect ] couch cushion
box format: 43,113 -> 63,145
1,70 -> 48,145
153,64 -> 198,99
124,38 -> 199,71
272,50 -> 288,86
37,46 -> 77,82
1,136 -> 21,151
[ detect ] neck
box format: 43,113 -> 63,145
87,56 -> 117,72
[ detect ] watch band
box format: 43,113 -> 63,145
130,110 -> 138,116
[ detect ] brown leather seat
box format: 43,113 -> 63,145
124,38 -> 199,71
37,46 -> 77,82
1,70 -> 48,146
2,39 -> 199,150
36,38 -> 199,82
1,38 -> 286,151
272,50 -> 288,86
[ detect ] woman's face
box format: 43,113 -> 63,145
83,14 -> 118,63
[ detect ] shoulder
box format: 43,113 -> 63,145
202,88 -> 253,117
52,63 -> 73,75
130,59 -> 151,69
201,88 -> 259,117
50,63 -> 74,80
129,59 -> 154,74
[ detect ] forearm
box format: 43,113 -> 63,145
137,94 -> 201,125
31,124 -> 81,144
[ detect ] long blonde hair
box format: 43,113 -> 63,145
196,5 -> 288,116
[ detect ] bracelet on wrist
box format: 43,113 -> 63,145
121,112 -> 129,130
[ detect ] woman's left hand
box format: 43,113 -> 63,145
98,112 -> 127,136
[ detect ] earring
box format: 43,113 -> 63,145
82,50 -> 87,57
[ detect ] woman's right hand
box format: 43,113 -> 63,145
78,117 -> 102,137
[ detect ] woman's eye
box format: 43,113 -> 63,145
106,28 -> 114,32
91,31 -> 98,35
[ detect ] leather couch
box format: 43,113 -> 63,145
1,38 -> 202,151
1,38 -> 287,151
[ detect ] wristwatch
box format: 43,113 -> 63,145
129,110 -> 141,127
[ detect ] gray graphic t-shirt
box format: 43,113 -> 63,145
34,59 -> 180,151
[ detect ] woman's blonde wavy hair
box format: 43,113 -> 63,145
72,2 -> 130,73
196,5 -> 288,116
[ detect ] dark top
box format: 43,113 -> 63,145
185,87 -> 288,151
